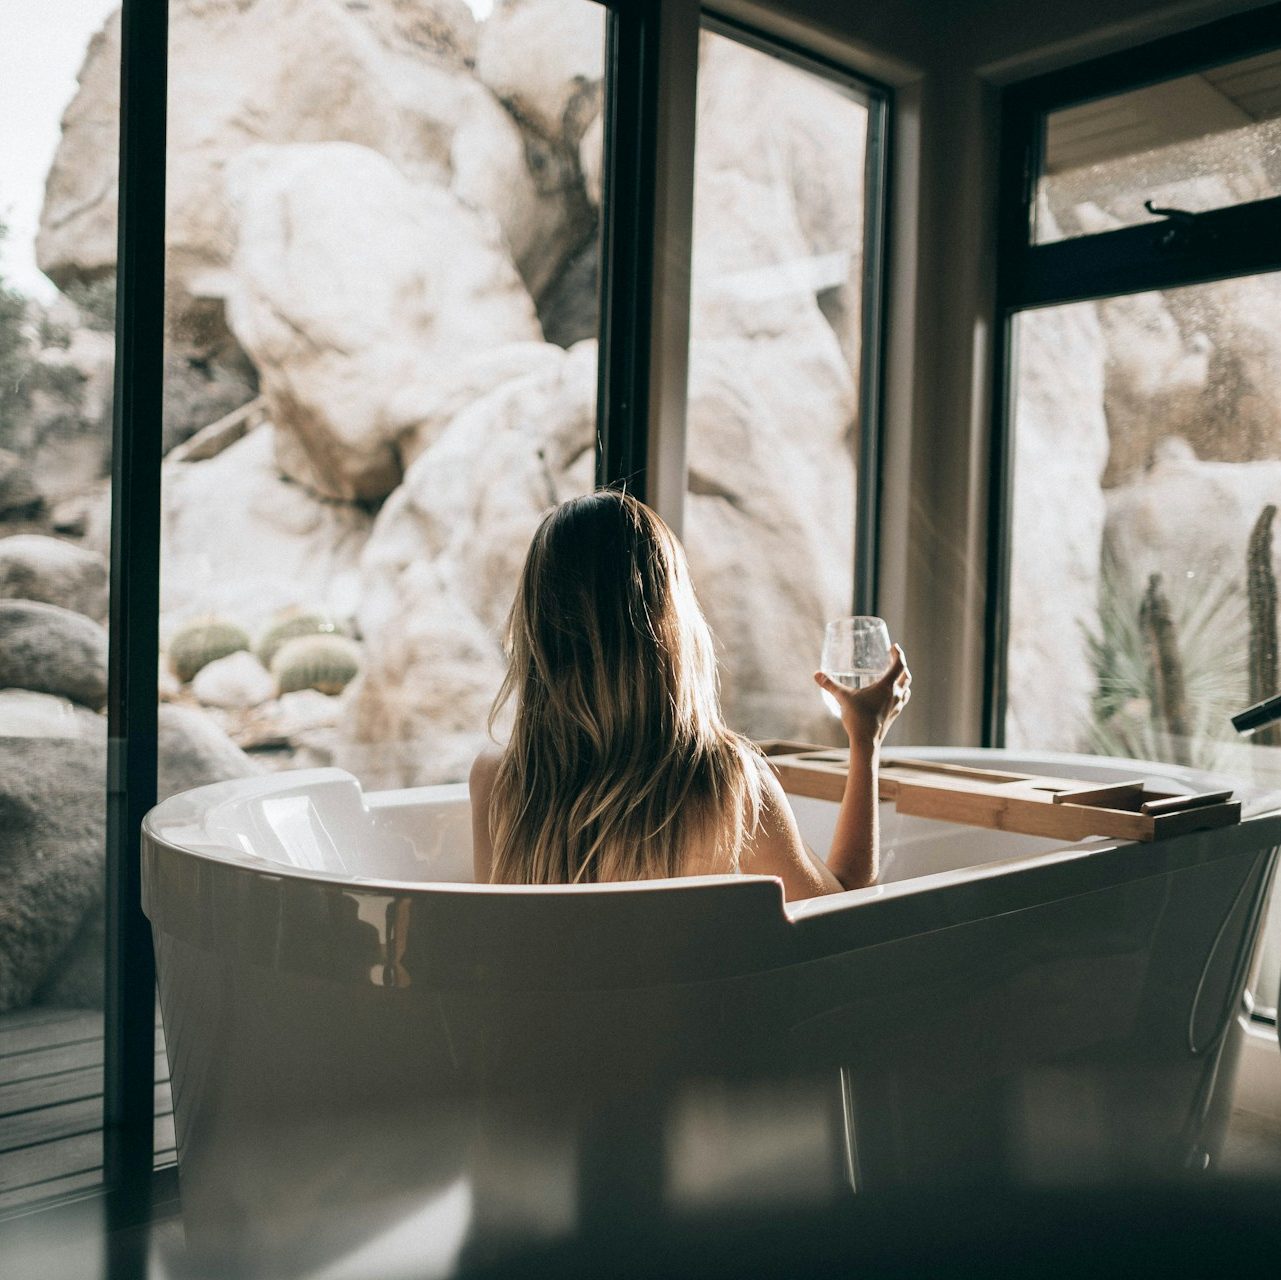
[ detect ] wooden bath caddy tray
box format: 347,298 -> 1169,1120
757,744 -> 1241,843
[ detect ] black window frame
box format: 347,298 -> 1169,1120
696,9 -> 894,616
985,0 -> 1281,746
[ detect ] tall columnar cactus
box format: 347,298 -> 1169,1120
271,634 -> 362,696
1247,504 -> 1280,747
168,618 -> 251,684
1139,573 -> 1190,765
256,610 -> 339,669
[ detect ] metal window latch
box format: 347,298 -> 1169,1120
1143,199 -> 1218,251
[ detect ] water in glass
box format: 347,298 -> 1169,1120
820,617 -> 891,719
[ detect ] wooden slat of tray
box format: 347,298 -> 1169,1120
764,749 -> 1241,843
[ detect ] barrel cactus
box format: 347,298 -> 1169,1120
168,618 -> 252,684
271,634 -> 362,696
256,609 -> 340,669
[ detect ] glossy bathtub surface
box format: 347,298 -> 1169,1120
141,749 -> 1281,1277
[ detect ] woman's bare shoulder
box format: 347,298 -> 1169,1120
469,745 -> 503,791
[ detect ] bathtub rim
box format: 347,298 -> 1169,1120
142,751 -> 1281,986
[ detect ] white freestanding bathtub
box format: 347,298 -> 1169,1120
142,749 -> 1281,1275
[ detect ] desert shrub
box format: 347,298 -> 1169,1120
1086,543 -> 1248,769
0,222 -> 33,453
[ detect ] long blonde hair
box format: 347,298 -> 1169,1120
487,491 -> 763,884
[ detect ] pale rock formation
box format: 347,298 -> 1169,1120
398,342 -> 565,467
345,341 -> 598,787
0,700 -> 256,1012
476,0 -> 605,146
1047,175 -> 1281,481
579,111 -> 604,207
0,601 -> 109,709
38,1 -> 581,328
224,142 -> 540,501
157,702 -> 260,797
192,649 -> 277,710
0,535 -> 108,620
0,689 -> 103,740
1104,440 -> 1281,601
1093,289 -> 1210,486
693,33 -> 868,365
679,35 -> 862,742
0,450 -> 41,520
1005,301 -> 1110,752
161,423 -> 372,635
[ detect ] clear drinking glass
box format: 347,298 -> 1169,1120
820,616 -> 892,718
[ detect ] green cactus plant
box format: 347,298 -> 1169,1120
1138,572 -> 1190,765
168,618 -> 251,684
1247,504 -> 1280,747
271,634 -> 362,696
256,609 -> 340,669
1087,540 -> 1249,771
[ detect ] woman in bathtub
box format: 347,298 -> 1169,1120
469,490 -> 910,901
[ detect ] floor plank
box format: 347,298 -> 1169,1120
0,1005 -> 173,1211
0,1013 -> 103,1059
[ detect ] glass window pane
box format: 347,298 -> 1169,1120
1007,273 -> 1281,1013
683,29 -> 873,745
158,0 -> 604,804
1036,49 -> 1281,244
0,0 -> 118,1210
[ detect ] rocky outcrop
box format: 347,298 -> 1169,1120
476,0 -> 604,147
692,32 -> 868,366
1105,440 -> 1281,602
0,701 -> 257,1012
679,34 -> 864,742
1005,302 -> 1110,752
345,340 -> 598,787
0,735 -> 106,1011
0,689 -> 103,740
37,0 -> 584,343
0,450 -> 41,520
223,142 -> 540,501
0,600 -> 109,709
191,649 -> 276,710
161,422 -> 372,632
0,535 -> 108,619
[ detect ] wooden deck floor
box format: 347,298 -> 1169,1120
0,1007 -> 174,1214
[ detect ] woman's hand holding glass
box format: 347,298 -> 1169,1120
815,642 -> 911,750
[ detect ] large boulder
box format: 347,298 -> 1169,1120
38,1 -> 582,333
191,649 -> 276,710
161,421 -> 372,635
0,449 -> 42,520
224,142 -> 541,501
0,535 -> 108,619
344,341 -> 598,787
1047,181 -> 1281,484
476,0 -> 604,146
1005,301 -> 1110,753
1093,289 -> 1210,487
0,701 -> 256,1012
0,735 -> 106,1011
0,600 -> 109,709
0,689 -> 103,740
158,702 -> 261,798
677,37 -> 863,743
692,32 -> 868,366
1105,440 -> 1281,601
